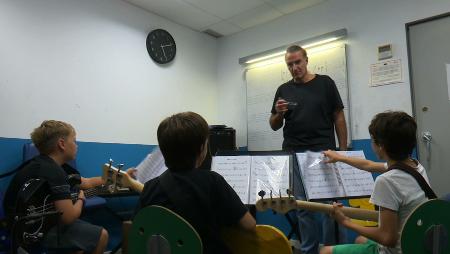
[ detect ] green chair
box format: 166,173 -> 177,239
401,199 -> 450,254
128,205 -> 202,254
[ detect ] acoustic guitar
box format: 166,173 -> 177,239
102,163 -> 293,254
255,195 -> 378,222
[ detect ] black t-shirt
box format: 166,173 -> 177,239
136,169 -> 248,254
271,74 -> 344,151
3,155 -> 77,216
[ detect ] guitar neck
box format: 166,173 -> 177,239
296,200 -> 378,222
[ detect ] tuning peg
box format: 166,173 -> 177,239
117,163 -> 124,172
258,190 -> 266,199
108,159 -> 113,169
270,190 -> 273,200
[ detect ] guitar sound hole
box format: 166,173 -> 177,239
177,239 -> 184,246
139,227 -> 145,235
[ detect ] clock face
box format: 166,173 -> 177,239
146,29 -> 176,64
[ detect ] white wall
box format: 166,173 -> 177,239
217,0 -> 450,146
0,0 -> 218,144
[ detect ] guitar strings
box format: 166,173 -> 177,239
25,188 -> 103,213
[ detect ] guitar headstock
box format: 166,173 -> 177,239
102,163 -> 134,192
255,196 -> 297,214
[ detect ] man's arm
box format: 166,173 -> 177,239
54,190 -> 85,225
269,98 -> 288,131
80,176 -> 104,189
238,211 -> 256,231
323,150 -> 387,173
334,109 -> 347,150
334,204 -> 399,247
269,113 -> 284,131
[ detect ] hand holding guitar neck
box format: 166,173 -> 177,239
256,189 -> 378,222
102,162 -> 144,193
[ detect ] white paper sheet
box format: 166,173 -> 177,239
135,148 -> 167,184
212,156 -> 251,204
296,151 -> 374,200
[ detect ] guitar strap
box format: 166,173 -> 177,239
387,162 -> 437,199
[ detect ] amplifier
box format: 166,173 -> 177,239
199,125 -> 236,170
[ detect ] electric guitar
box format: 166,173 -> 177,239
255,195 -> 379,222
102,163 -> 293,254
10,177 -> 107,250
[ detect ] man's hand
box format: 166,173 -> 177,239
323,150 -> 344,163
126,168 -> 137,179
330,202 -> 351,226
275,98 -> 288,115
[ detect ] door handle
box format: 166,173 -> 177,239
421,131 -> 432,168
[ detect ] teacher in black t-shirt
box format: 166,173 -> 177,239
269,45 -> 348,254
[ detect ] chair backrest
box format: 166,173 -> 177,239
401,199 -> 450,254
22,143 -> 76,168
129,205 -> 202,254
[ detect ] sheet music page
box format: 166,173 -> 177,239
334,151 -> 375,196
249,155 -> 290,204
296,152 -> 345,200
136,147 -> 168,184
212,156 -> 251,204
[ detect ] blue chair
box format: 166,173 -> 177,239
22,143 -> 106,210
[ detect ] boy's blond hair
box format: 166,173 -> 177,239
30,120 -> 75,155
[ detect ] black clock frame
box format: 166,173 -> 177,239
146,29 -> 176,64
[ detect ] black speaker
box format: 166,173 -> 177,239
199,125 -> 236,170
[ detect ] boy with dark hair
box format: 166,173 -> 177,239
136,112 -> 256,254
320,111 -> 431,254
4,120 -> 108,254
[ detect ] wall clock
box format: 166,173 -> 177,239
146,29 -> 176,64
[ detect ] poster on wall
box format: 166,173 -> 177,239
370,59 -> 402,87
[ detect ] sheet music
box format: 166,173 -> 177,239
250,156 -> 290,204
334,151 -> 375,197
212,156 -> 251,204
296,152 -> 346,200
135,147 -> 168,184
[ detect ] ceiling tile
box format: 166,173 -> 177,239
125,0 -> 221,30
204,21 -> 242,36
183,0 -> 264,19
264,0 -> 326,14
228,3 -> 283,29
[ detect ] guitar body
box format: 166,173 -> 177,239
222,225 -> 292,254
12,178 -> 60,250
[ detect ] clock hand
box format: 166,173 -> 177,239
160,43 -> 173,48
160,45 -> 167,60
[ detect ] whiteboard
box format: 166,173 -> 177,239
246,44 -> 351,151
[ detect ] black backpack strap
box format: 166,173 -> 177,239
0,159 -> 33,179
387,162 -> 437,199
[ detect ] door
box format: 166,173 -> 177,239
407,13 -> 450,196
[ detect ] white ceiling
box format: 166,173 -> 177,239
124,0 -> 328,37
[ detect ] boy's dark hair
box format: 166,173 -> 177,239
157,112 -> 209,170
368,111 -> 417,161
286,45 -> 308,58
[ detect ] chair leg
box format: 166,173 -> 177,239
121,221 -> 133,254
